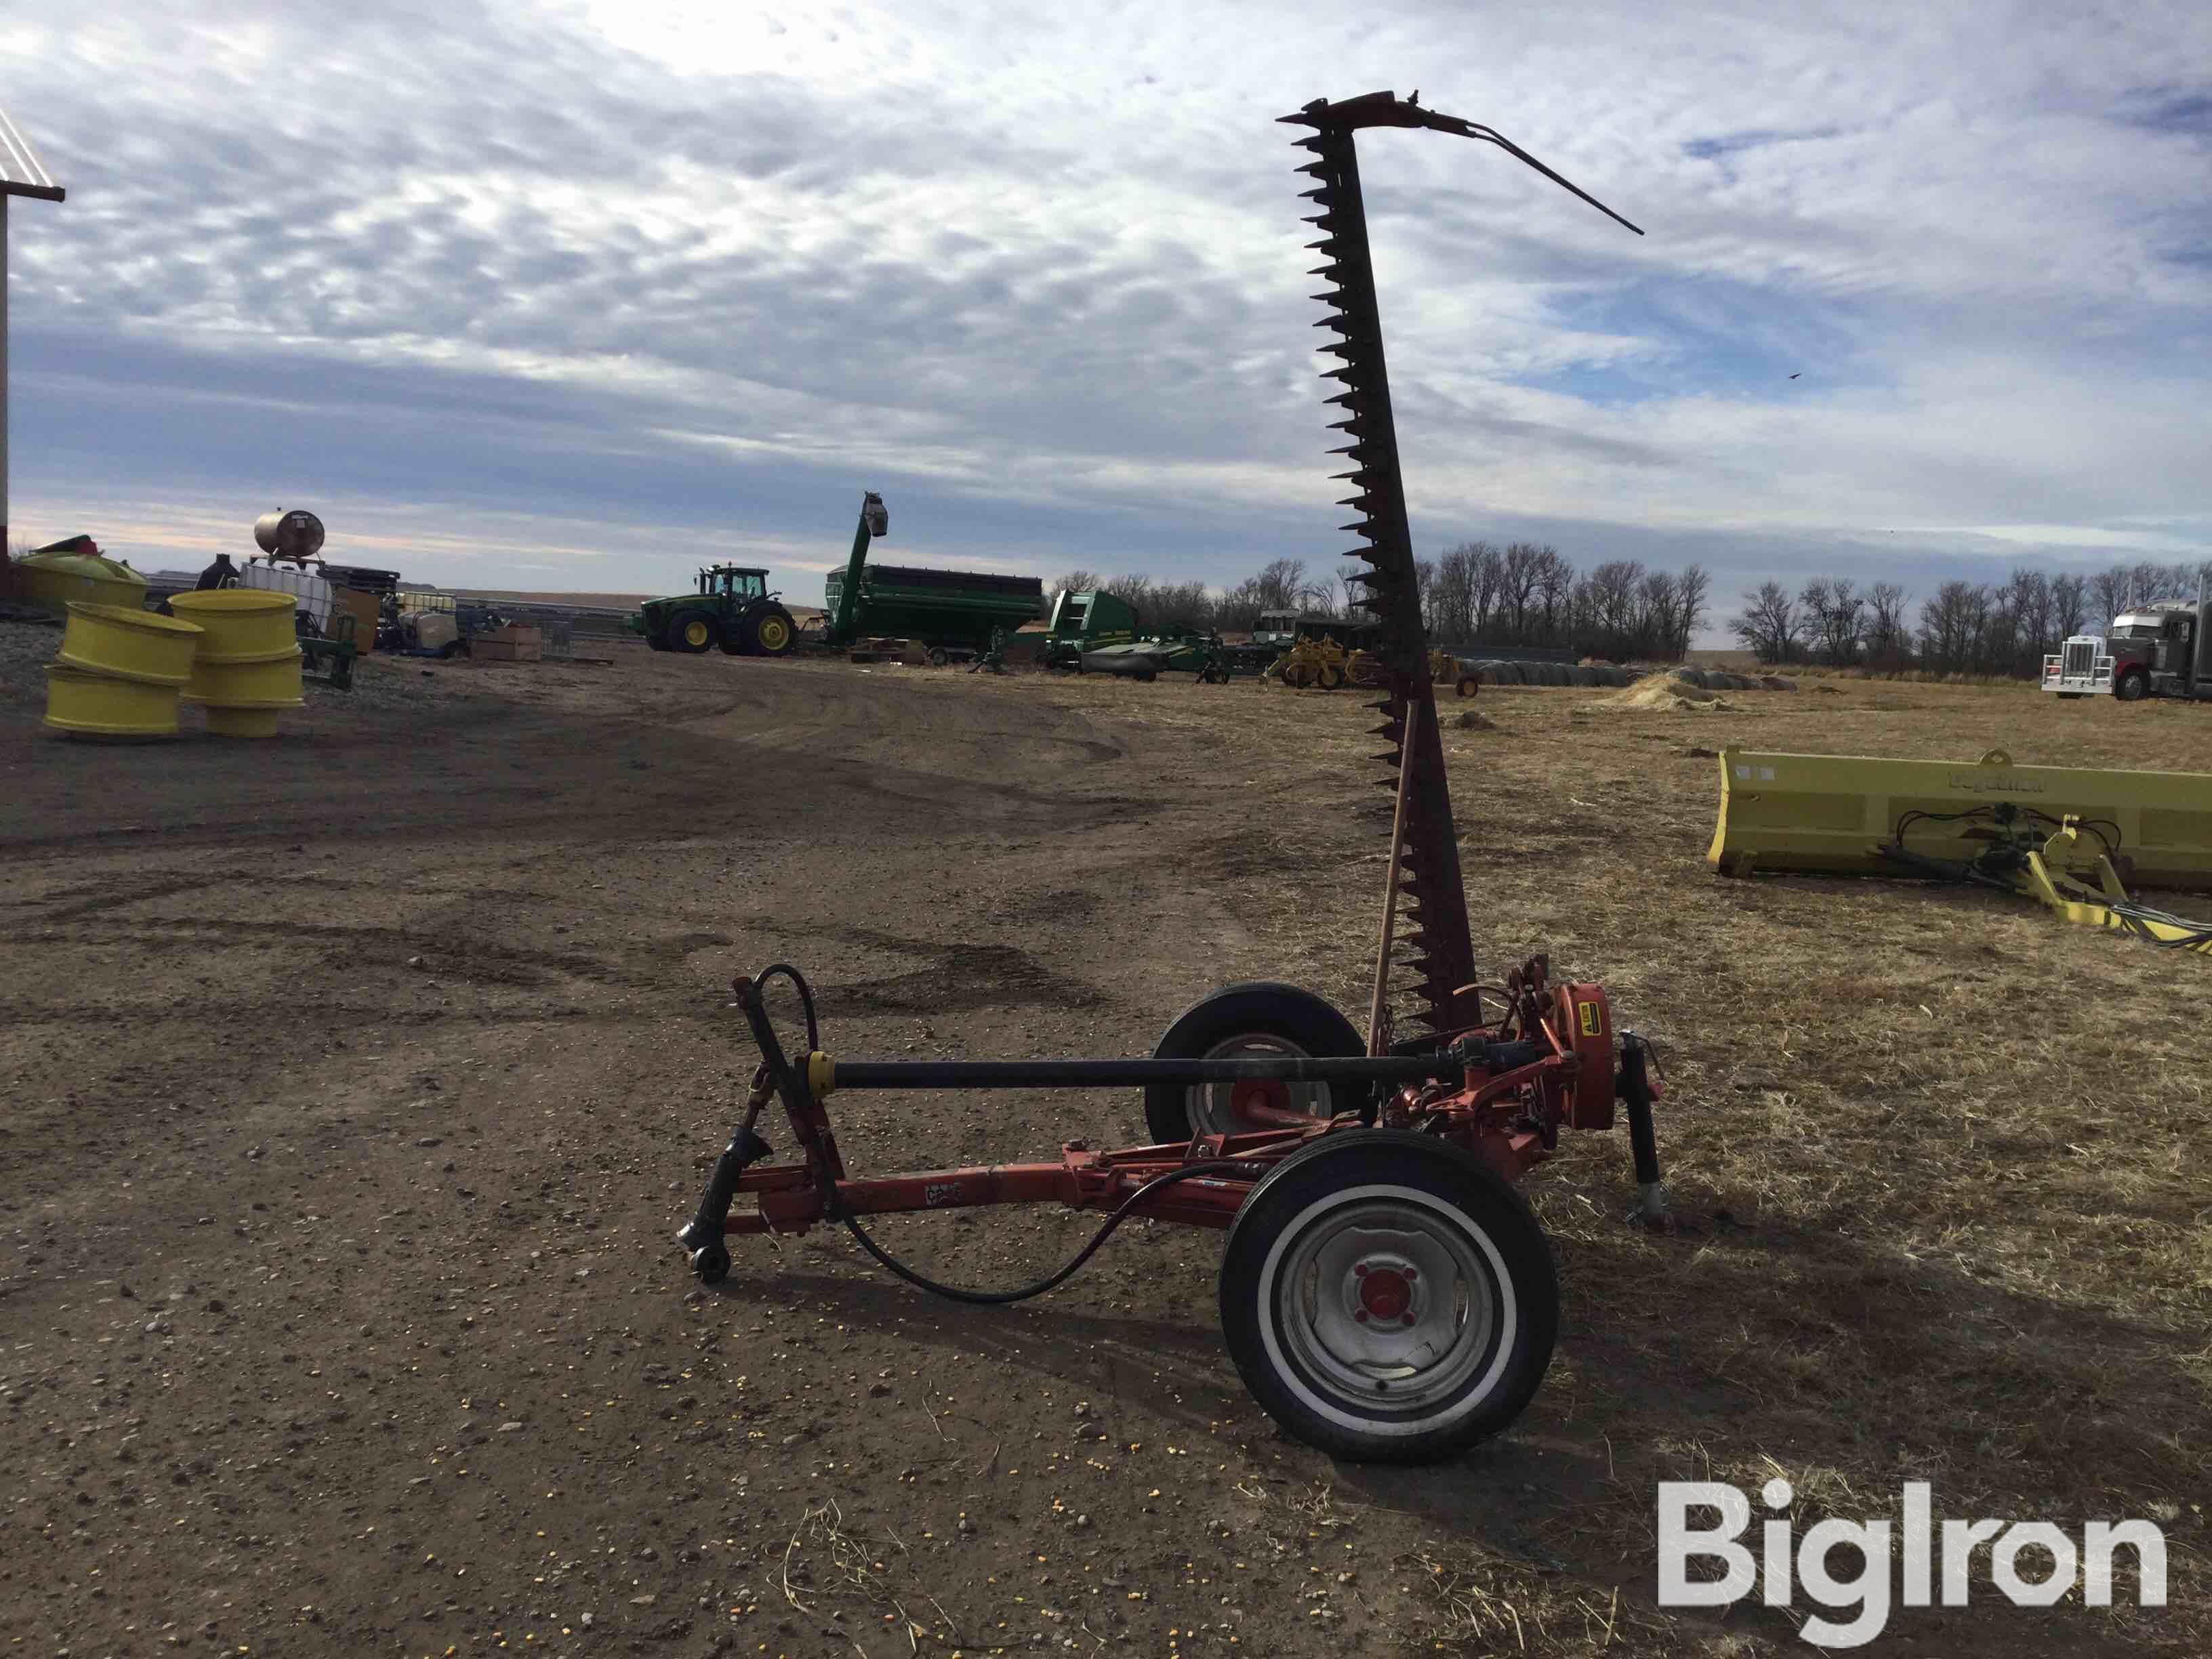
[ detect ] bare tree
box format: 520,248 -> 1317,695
1730,581 -> 1803,663
1864,581 -> 1911,668
1672,565 -> 1710,659
1534,546 -> 1573,644
1799,576 -> 1864,665
1336,562 -> 1367,618
2089,566 -> 2130,633
2050,572 -> 2087,643
1637,569 -> 1682,661
1917,581 -> 1991,674
1499,542 -> 1544,642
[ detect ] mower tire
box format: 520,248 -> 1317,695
1145,982 -> 1366,1143
1218,1130 -> 1557,1463
671,611 -> 716,654
1456,674 -> 1481,698
646,633 -> 670,652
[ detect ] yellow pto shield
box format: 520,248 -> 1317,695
1709,746 -> 2212,951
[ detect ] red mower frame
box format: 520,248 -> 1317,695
676,91 -> 1663,1464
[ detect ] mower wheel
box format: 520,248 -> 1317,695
671,611 -> 716,654
1145,983 -> 1366,1143
928,646 -> 950,668
1218,1131 -> 1557,1463
689,1240 -> 731,1285
1456,674 -> 1481,698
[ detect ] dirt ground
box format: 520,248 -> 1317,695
2,626 -> 2207,1658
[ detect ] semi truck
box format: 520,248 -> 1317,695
2043,577 -> 2211,703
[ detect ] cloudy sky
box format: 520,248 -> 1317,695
2,1 -> 2207,630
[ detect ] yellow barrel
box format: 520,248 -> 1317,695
43,663 -> 182,739
204,705 -> 283,739
183,648 -> 305,708
57,602 -> 205,686
11,550 -> 150,615
166,588 -> 299,659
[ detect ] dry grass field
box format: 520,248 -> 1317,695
1,632 -> 2205,1656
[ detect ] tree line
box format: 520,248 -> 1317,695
1730,559 -> 2212,676
1054,543 -> 1711,659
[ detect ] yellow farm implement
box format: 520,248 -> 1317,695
1708,746 -> 2212,951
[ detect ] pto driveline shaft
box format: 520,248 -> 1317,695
827,1055 -> 1458,1090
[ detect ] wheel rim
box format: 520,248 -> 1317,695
1268,1190 -> 1508,1424
759,617 -> 789,651
684,621 -> 709,648
1187,1032 -> 1336,1136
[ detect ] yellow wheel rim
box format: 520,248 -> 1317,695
758,617 -> 789,651
684,620 -> 710,647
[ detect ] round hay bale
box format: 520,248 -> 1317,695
1761,674 -> 1797,691
1492,661 -> 1527,685
1545,663 -> 1571,686
1671,668 -> 1708,689
1569,665 -> 1599,687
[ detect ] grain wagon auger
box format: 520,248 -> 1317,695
677,91 -> 1664,1465
1709,746 -> 2212,954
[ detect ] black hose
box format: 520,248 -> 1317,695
752,962 -> 821,1053
838,1160 -> 1261,1307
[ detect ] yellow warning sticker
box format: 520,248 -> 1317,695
1578,1002 -> 1602,1038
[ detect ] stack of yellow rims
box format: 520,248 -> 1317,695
167,590 -> 304,738
43,602 -> 206,739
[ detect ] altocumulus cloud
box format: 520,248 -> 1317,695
1,0 -> 2207,616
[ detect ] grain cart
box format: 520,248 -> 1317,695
678,91 -> 1661,1465
820,491 -> 1045,663
632,565 -> 799,657
2043,575 -> 2211,703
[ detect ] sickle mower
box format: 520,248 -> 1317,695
678,92 -> 1664,1465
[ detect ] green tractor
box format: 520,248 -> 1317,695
632,566 -> 799,657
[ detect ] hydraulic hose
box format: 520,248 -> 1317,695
838,1160 -> 1262,1307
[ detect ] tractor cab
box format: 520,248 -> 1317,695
699,566 -> 771,602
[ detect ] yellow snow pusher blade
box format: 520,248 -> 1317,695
1708,746 -> 2212,949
